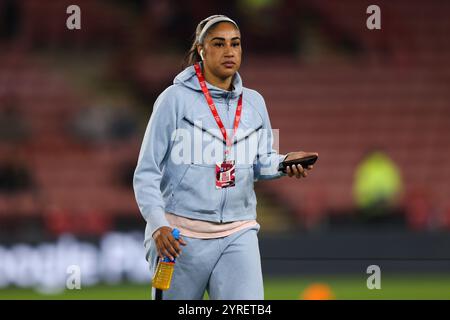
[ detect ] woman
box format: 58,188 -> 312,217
133,14 -> 318,300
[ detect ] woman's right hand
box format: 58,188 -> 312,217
152,226 -> 187,261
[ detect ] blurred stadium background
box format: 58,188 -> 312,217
0,0 -> 449,299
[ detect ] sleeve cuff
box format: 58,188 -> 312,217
146,209 -> 171,238
278,154 -> 288,177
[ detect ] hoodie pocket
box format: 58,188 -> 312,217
171,163 -> 221,214
224,164 -> 256,213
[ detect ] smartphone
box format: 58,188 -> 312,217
278,155 -> 318,173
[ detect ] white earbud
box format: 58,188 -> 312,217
200,49 -> 205,61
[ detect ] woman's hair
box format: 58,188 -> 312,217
182,15 -> 239,69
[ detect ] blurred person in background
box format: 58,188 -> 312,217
0,0 -> 22,45
0,96 -> 29,143
353,148 -> 405,225
133,14 -> 318,300
0,145 -> 34,195
70,105 -> 137,144
0,95 -> 32,195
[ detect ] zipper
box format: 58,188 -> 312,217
220,188 -> 228,223
219,94 -> 232,223
219,185 -> 225,223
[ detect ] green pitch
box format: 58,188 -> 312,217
1,274 -> 450,300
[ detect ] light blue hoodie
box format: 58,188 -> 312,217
133,63 -> 287,241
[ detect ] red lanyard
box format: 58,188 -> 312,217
194,63 -> 243,160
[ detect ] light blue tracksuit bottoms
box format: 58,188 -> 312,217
145,224 -> 264,300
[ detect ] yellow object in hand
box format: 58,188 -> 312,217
152,260 -> 175,291
151,228 -> 180,291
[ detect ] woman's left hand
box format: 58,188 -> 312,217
284,151 -> 317,179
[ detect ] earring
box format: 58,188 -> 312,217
200,49 -> 205,60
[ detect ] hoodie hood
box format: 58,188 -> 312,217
173,62 -> 243,99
